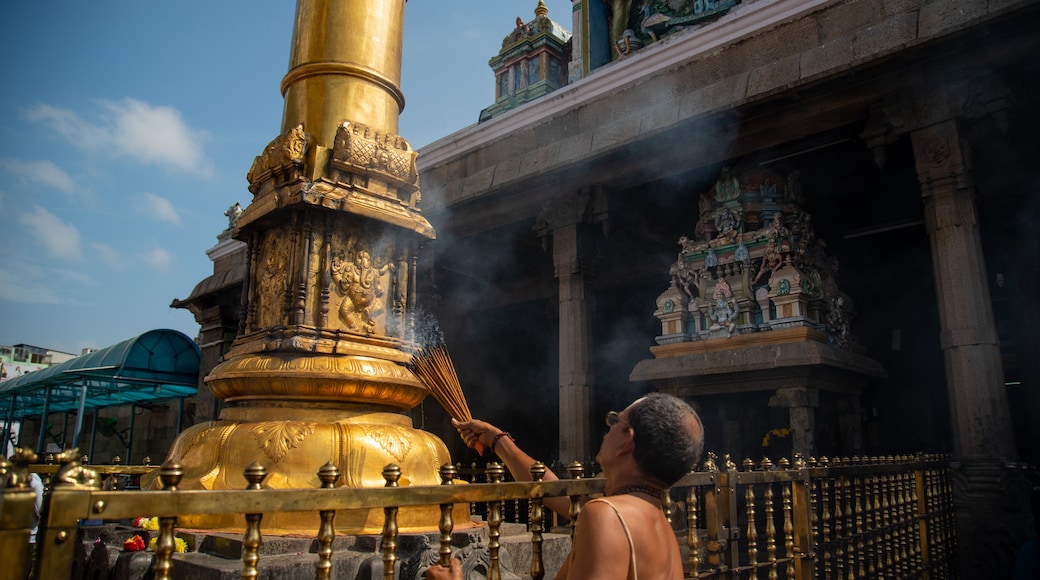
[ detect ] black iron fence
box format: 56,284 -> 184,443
0,451 -> 956,579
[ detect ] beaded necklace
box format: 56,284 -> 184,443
609,485 -> 665,501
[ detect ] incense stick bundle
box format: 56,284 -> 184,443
411,345 -> 485,455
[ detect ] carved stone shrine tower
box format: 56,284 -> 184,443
632,164 -> 886,460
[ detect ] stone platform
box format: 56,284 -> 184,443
73,519 -> 573,579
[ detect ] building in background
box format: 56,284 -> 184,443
480,1 -> 572,121
413,0 -> 1040,575
0,344 -> 76,382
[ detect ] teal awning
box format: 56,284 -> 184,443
0,329 -> 200,420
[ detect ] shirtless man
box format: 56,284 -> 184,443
425,392 -> 704,580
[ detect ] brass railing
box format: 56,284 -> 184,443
0,452 -> 957,579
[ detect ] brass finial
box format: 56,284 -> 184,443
566,461 -> 584,479
243,462 -> 268,490
439,463 -> 456,485
158,462 -> 184,491
530,461 -> 547,482
318,462 -> 341,489
382,464 -> 402,487
486,462 -> 506,484
535,0 -> 548,18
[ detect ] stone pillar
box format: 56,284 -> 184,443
768,387 -> 817,458
555,223 -> 593,463
535,188 -> 608,463
912,119 -> 1031,578
910,120 -> 1016,459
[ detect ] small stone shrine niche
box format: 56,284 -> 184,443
655,164 -> 853,348
480,0 -> 572,121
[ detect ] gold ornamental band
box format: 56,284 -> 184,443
206,353 -> 430,409
280,61 -> 406,112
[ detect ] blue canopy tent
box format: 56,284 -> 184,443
0,329 -> 200,460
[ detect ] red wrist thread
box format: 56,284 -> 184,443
490,432 -> 514,453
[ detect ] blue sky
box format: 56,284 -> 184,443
0,0 -> 573,355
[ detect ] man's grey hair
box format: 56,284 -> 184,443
626,392 -> 704,486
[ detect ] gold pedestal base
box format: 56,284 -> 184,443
155,404 -> 458,534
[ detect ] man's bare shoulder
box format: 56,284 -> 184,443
567,499 -> 633,580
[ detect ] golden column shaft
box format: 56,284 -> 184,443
281,0 -> 405,149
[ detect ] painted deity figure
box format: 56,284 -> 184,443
707,276 -> 739,336
669,256 -> 698,300
332,247 -> 391,333
695,191 -> 716,241
714,167 -> 740,203
713,205 -> 742,243
753,235 -> 784,285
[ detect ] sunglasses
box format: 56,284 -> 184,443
605,410 -> 630,429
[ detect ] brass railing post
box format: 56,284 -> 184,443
688,484 -> 701,575
766,479 -> 779,580
819,457 -> 832,580
33,449 -> 98,580
780,458 -> 794,580
316,462 -> 341,580
702,455 -> 726,573
529,462 -> 547,580
438,464 -> 457,569
381,464 -> 401,580
241,463 -> 267,580
486,462 -> 505,580
153,462 -> 184,580
832,459 -> 844,580
566,461 -> 583,541
851,458 -> 863,579
0,451 -> 38,580
914,457 -> 931,580
789,454 -> 814,580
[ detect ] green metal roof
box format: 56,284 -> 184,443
0,329 -> 200,420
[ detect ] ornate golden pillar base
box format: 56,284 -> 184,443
153,353 -> 462,534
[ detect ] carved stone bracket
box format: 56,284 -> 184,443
861,68 -> 1011,168
330,121 -> 419,205
533,187 -> 609,279
533,186 -> 609,244
247,124 -> 308,193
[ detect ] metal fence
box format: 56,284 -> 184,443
0,451 -> 956,579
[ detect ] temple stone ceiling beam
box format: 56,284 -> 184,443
421,2 -> 1039,240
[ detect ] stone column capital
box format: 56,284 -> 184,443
533,186 -> 609,240
768,387 -> 819,408
861,68 -> 1011,168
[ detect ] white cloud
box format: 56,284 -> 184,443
135,192 -> 182,226
24,99 -> 213,177
0,261 -> 62,304
142,247 -> 174,272
0,158 -> 78,197
91,242 -> 123,270
24,103 -> 107,150
106,99 -> 213,177
19,206 -> 83,260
